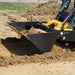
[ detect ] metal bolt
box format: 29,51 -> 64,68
63,36 -> 66,40
60,32 -> 63,35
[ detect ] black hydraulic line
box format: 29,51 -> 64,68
61,7 -> 75,30
74,0 -> 75,7
52,0 -> 71,20
62,0 -> 71,10
67,0 -> 75,28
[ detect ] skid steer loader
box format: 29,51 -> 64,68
8,0 -> 75,53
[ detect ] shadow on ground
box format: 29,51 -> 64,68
55,41 -> 75,51
1,37 -> 41,56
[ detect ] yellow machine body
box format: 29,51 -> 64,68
42,20 -> 73,31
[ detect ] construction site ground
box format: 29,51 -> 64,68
0,1 -> 75,75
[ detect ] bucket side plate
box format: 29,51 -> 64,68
27,32 -> 59,52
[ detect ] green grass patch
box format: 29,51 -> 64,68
0,2 -> 35,12
2,13 -> 8,16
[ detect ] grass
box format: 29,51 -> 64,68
0,2 -> 35,12
2,13 -> 8,16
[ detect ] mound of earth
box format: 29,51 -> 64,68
25,1 -> 73,16
26,1 -> 60,16
21,1 -> 61,21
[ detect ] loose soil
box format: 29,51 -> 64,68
21,27 -> 46,36
0,1 -> 75,67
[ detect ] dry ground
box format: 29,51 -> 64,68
0,62 -> 75,75
0,1 -> 75,75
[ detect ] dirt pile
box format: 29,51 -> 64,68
25,1 -> 73,16
21,1 -> 61,21
26,1 -> 60,16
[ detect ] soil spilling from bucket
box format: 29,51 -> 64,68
21,27 -> 46,36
